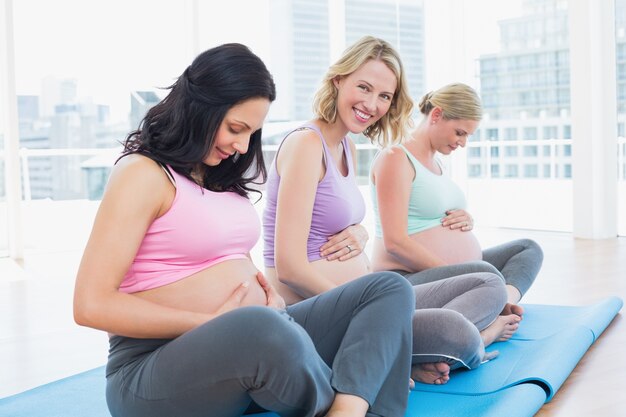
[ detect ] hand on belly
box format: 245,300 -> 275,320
134,260 -> 270,314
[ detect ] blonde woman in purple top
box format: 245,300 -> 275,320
263,36 -> 412,304
264,37 -> 512,385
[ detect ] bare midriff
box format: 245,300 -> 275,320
372,225 -> 483,272
265,252 -> 371,305
132,259 -> 268,314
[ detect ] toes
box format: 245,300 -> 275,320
511,304 -> 525,316
434,362 -> 451,374
506,322 -> 520,331
436,375 -> 450,385
483,350 -> 499,361
411,362 -> 451,385
502,303 -> 524,317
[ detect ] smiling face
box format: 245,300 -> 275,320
203,97 -> 271,166
332,59 -> 397,135
429,108 -> 479,155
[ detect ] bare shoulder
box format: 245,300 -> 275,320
381,144 -> 407,158
104,154 -> 172,210
281,127 -> 324,156
373,145 -> 408,170
108,154 -> 169,189
277,127 -> 326,177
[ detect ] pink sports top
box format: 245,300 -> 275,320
119,166 -> 260,293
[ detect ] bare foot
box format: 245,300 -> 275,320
481,314 -> 521,346
482,350 -> 500,362
501,302 -> 524,317
324,393 -> 368,417
411,362 -> 450,385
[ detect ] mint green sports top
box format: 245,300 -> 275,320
370,144 -> 467,238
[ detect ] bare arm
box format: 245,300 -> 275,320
73,155 -> 246,338
373,147 -> 447,271
274,130 -> 338,298
319,139 -> 368,260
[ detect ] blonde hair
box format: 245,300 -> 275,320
312,36 -> 413,147
418,83 -> 482,121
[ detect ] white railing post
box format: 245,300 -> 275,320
569,0 -> 618,239
0,0 -> 24,260
20,149 -> 31,201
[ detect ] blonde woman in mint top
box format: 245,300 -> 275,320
371,83 -> 544,339
264,37 -> 511,385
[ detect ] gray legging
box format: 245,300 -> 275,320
409,272 -> 507,370
401,239 -> 543,297
105,272 -> 415,417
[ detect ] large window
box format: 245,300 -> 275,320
460,0 -> 576,232
13,0 -> 190,201
12,0 -> 427,202
5,0 -> 430,256
2,0 -> 624,260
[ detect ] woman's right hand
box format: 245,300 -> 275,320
256,272 -> 287,309
214,281 -> 250,316
442,209 -> 474,232
320,224 -> 369,261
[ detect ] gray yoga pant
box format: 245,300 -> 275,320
401,239 -> 543,297
406,272 -> 507,370
105,272 -> 415,417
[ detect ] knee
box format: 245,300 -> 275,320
512,239 -> 544,261
230,308 -> 332,390
464,260 -> 502,277
363,271 -> 415,311
429,310 -> 481,345
523,239 -> 544,263
479,272 -> 508,305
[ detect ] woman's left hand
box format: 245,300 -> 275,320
256,272 -> 286,310
442,209 -> 474,232
320,224 -> 369,261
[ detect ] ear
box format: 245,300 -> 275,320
431,107 -> 443,123
332,76 -> 342,89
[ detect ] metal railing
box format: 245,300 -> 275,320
466,136 -> 626,180
4,138 -> 626,201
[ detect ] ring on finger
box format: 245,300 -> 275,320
346,245 -> 353,253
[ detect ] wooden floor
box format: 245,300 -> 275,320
0,227 -> 624,416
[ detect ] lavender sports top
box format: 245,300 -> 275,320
263,123 -> 366,267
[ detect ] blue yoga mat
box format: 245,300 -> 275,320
404,383 -> 546,417
512,296 -> 623,341
0,297 -> 621,417
413,296 -> 623,403
0,366 -> 544,417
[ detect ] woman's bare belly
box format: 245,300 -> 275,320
132,259 -> 268,314
372,225 -> 483,272
265,253 -> 371,305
